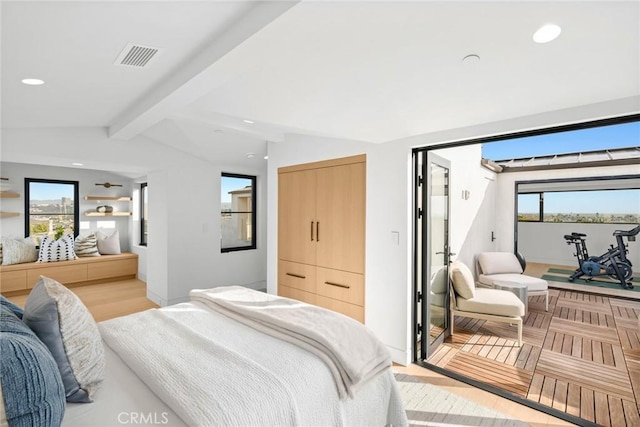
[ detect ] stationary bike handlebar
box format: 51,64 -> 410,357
613,224 -> 640,237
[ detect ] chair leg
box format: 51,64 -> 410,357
451,311 -> 455,335
545,291 -> 549,311
517,318 -> 523,347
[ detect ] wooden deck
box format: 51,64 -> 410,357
428,289 -> 640,426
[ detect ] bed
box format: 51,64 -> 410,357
61,286 -> 407,426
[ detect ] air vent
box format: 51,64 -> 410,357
114,43 -> 161,68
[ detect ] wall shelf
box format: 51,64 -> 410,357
84,196 -> 132,201
0,192 -> 20,199
0,212 -> 20,218
85,211 -> 132,217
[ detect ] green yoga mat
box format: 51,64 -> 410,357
547,267 -> 640,282
541,274 -> 640,292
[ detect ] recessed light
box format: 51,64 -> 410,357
246,153 -> 255,158
533,24 -> 561,44
71,162 -> 84,166
264,155 -> 269,160
22,78 -> 45,86
243,119 -> 254,124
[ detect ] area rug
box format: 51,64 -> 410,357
541,268 -> 640,293
394,373 -> 527,426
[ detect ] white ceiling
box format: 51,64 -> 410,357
1,1 -> 639,168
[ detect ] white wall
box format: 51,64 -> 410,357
147,158 -> 268,306
0,162 -> 133,251
268,97 -> 639,365
518,222 -> 640,269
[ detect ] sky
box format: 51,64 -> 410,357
221,176 -> 252,204
519,190 -> 640,215
482,121 -> 639,160
30,182 -> 74,200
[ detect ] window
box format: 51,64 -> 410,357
140,183 -> 148,246
221,173 -> 256,252
25,179 -> 79,239
517,193 -> 542,222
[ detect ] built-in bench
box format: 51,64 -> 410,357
0,252 -> 138,294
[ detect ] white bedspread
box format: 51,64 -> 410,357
190,286 -> 391,399
99,298 -> 408,427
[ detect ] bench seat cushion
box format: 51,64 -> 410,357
478,273 -> 548,292
456,288 -> 525,317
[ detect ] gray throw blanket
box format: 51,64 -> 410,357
189,286 -> 392,399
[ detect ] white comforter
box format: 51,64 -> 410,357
190,286 -> 391,399
99,294 -> 407,426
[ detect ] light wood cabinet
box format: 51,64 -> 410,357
278,154 -> 366,322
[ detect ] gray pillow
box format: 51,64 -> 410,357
96,229 -> 121,255
22,276 -> 105,403
75,233 -> 100,257
1,237 -> 37,265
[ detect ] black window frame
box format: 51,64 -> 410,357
24,178 -> 80,239
221,172 -> 257,253
140,182 -> 148,246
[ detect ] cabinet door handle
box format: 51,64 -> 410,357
286,272 -> 306,279
310,221 -> 314,241
316,222 -> 320,242
324,281 -> 350,289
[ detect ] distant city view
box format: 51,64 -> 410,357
518,212 -> 639,224
29,197 -> 76,237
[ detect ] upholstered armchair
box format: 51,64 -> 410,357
476,252 -> 549,312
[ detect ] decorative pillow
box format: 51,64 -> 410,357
75,234 -> 100,257
96,229 -> 121,255
22,276 -> 105,403
0,295 -> 24,319
450,260 -> 476,300
37,234 -> 77,263
0,237 -> 37,265
477,252 -> 523,275
0,302 -> 65,426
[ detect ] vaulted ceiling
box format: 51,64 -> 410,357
2,1 -> 639,170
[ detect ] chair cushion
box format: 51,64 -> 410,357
456,288 -> 525,317
450,261 -> 475,299
477,252 -> 523,275
479,273 -> 548,292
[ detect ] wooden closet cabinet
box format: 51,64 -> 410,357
278,154 -> 366,322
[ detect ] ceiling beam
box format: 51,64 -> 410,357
108,1 -> 299,140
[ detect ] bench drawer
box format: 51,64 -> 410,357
27,264 -> 88,287
88,258 -> 137,281
1,270 -> 28,292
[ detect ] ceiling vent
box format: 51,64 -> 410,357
114,43 -> 161,68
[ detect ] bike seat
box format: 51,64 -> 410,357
564,235 -> 578,240
571,232 -> 586,237
613,225 -> 640,237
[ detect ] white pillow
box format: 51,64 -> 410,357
96,229 -> 121,255
37,235 -> 77,263
450,261 -> 475,300
1,237 -> 37,265
477,252 -> 523,275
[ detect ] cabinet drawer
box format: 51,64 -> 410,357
278,285 -> 317,305
316,267 -> 364,306
278,260 -> 316,293
1,270 -> 28,292
27,264 -> 87,287
315,295 -> 364,323
88,258 -> 137,281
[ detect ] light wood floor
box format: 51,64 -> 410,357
6,278 -> 158,322
429,287 -> 640,426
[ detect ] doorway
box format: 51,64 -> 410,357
414,150 -> 453,360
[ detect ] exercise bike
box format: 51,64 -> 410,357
563,224 -> 640,290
